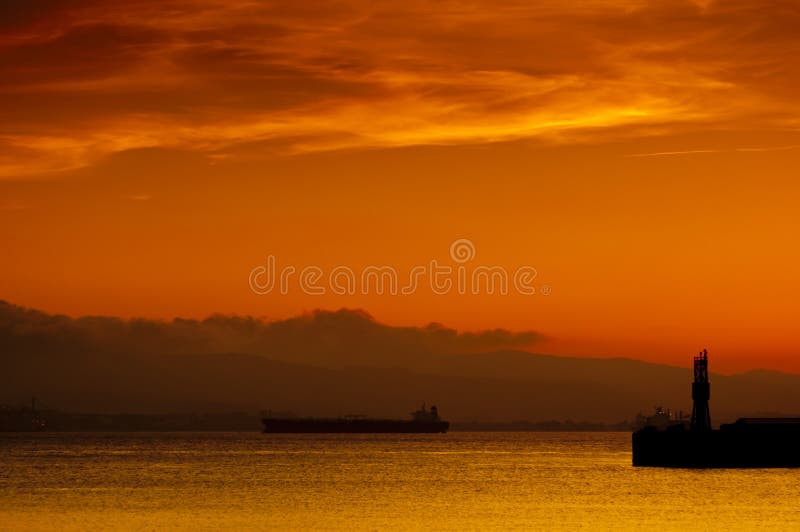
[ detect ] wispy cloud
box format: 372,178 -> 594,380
0,201 -> 33,211
1,0 -> 799,177
627,145 -> 800,158
128,194 -> 151,201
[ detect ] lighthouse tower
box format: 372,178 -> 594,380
690,349 -> 711,431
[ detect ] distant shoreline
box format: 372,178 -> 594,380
1,408 -> 633,432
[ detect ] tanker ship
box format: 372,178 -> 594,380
633,349 -> 800,467
262,404 -> 450,434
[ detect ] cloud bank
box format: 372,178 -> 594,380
0,301 -> 543,367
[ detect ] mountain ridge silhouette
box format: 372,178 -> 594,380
2,300 -> 799,422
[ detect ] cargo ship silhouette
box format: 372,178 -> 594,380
262,404 -> 450,433
633,349 -> 800,467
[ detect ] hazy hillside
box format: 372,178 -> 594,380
2,301 -> 799,423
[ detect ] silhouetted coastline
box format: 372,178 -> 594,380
2,405 -> 635,432
453,420 -> 633,432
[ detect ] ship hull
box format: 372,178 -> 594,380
263,418 -> 449,434
633,428 -> 800,468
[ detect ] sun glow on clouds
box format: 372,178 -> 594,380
4,1 -> 800,372
1,0 -> 798,177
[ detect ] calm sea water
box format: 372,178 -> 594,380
2,432 -> 800,530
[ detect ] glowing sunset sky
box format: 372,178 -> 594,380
2,0 -> 800,372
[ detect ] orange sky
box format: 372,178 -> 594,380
2,0 -> 800,373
